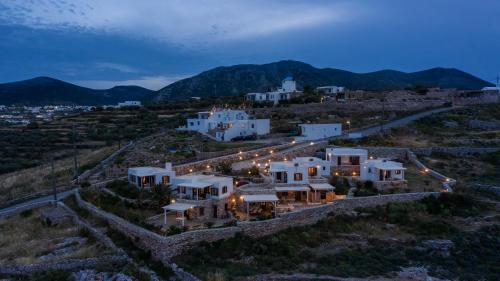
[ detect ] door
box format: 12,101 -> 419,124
295,191 -> 302,202
213,205 -> 218,218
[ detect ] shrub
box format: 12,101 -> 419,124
106,180 -> 139,199
19,209 -> 33,218
32,269 -> 70,281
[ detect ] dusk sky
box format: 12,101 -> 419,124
1,0 -> 499,90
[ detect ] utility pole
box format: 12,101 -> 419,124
51,155 -> 57,203
72,124 -> 78,183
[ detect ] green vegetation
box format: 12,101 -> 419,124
174,193 -> 497,280
80,189 -> 161,233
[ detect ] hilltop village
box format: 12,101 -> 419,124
0,77 -> 499,281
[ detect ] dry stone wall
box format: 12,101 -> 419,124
75,190 -> 439,260
238,192 -> 439,238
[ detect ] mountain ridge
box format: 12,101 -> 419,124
0,77 -> 153,106
155,60 -> 493,101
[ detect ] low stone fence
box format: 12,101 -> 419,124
238,192 -> 439,238
77,141 -> 135,183
0,256 -> 127,277
74,189 -> 439,260
407,150 -> 456,191
174,142 -> 298,175
413,147 -> 500,156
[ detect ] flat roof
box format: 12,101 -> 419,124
309,183 -> 335,190
327,148 -> 367,156
275,186 -> 310,192
128,167 -> 171,177
162,203 -> 195,212
243,194 -> 279,202
370,160 -> 406,170
177,181 -> 213,188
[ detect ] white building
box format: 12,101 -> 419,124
295,123 -> 342,141
163,174 -> 235,223
128,163 -> 176,188
326,148 -> 368,177
117,101 -> 142,107
172,174 -> 234,201
246,77 -> 301,104
481,86 -> 500,93
326,147 -> 406,187
269,157 -> 335,204
317,86 -> 345,95
177,108 -> 270,142
269,157 -> 331,184
362,159 -> 406,183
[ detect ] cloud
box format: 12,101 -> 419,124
0,0 -> 353,46
94,62 -> 140,73
72,75 -> 191,90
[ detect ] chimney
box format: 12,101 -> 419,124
165,162 -> 172,171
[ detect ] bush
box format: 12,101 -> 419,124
19,209 -> 33,218
32,269 -> 70,281
168,225 -> 183,235
330,176 -> 349,195
106,180 -> 139,199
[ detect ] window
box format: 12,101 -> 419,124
222,186 -> 228,194
162,176 -> 170,185
224,203 -> 228,211
189,122 -> 194,126
211,188 -> 219,196
199,207 -> 205,216
321,192 -> 326,200
197,121 -> 200,125
294,173 -> 303,181
251,124 -> 254,128
395,170 -> 402,175
322,166 -> 326,171
368,168 -> 372,173
179,186 -> 186,194
129,175 -> 136,183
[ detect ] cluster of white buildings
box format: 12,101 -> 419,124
127,146 -> 406,226
177,107 -> 270,142
245,77 -> 301,104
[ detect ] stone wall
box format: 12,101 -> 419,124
413,147 -> 499,156
74,189 -> 440,260
0,256 -> 127,276
238,192 -> 439,238
174,142 -> 297,175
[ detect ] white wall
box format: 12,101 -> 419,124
297,123 -> 342,141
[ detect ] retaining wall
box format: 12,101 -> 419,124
238,192 -> 439,238
0,256 -> 127,276
75,190 -> 439,260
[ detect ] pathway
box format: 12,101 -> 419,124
0,189 -> 77,218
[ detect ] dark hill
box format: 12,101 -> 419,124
155,60 -> 492,101
0,77 -> 153,105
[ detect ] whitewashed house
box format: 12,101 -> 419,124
326,148 -> 368,177
117,101 -> 142,107
362,159 -> 406,183
326,147 -> 406,188
177,108 -> 270,142
162,174 -> 234,225
246,77 -> 301,104
317,86 -> 345,95
128,163 -> 176,188
295,123 -> 342,141
269,157 -> 334,204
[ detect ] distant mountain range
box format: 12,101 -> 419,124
0,61 -> 493,105
0,77 -> 153,106
155,60 -> 493,101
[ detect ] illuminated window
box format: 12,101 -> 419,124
294,173 -> 303,181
